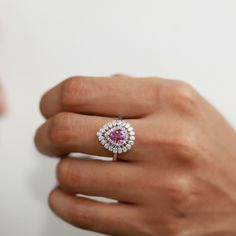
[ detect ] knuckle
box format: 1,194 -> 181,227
164,81 -> 199,115
168,177 -> 194,203
165,176 -> 197,215
148,173 -> 195,208
141,129 -> 200,168
172,135 -> 196,156
169,133 -> 200,167
60,76 -> 87,107
49,113 -> 73,147
145,217 -> 187,236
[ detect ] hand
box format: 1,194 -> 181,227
35,75 -> 236,236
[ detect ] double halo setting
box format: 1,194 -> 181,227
97,119 -> 135,155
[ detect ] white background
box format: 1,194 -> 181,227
0,1 -> 236,236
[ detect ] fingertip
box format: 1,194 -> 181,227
48,187 -> 62,211
39,90 -> 52,119
39,82 -> 62,119
34,124 -> 45,154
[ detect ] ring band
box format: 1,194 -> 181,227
97,119 -> 135,161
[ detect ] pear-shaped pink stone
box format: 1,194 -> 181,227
109,128 -> 127,144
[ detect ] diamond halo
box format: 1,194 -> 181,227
97,119 -> 135,155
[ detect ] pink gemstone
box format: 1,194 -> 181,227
109,128 -> 127,144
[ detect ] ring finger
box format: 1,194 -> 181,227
35,112 -> 142,161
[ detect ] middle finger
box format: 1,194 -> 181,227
40,76 -> 162,119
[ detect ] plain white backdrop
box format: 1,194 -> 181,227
0,1 -> 236,235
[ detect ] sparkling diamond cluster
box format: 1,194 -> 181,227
97,119 -> 135,154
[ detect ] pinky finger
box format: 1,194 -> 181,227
49,188 -> 139,236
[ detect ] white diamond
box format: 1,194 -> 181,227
126,144 -> 131,150
109,145 -> 114,151
101,128 -> 105,133
129,140 -> 134,145
121,121 -> 126,126
123,147 -> 127,152
130,136 -> 135,141
117,120 -> 122,125
112,120 -> 117,126
108,122 -> 113,128
97,132 -> 102,137
101,140 -> 106,145
125,123 -> 130,128
104,143 -> 109,149
129,131 -> 135,136
103,125 -> 108,130
113,148 -> 118,153
98,136 -> 104,141
128,127 -> 133,131
118,148 -> 122,154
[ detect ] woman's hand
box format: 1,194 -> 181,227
35,75 -> 236,236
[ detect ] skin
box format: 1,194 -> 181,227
0,84 -> 6,115
35,75 -> 236,236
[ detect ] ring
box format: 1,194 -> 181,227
97,119 -> 135,161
